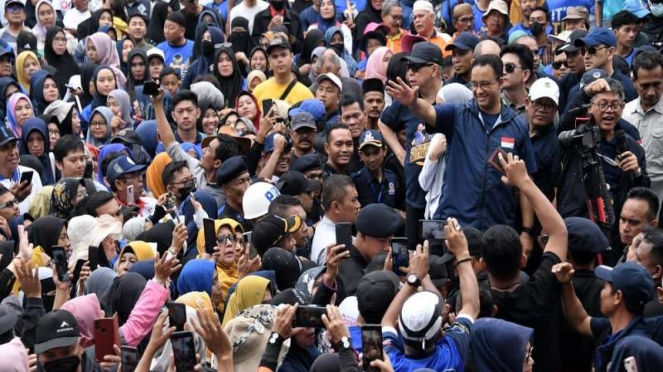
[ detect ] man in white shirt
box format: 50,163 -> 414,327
623,51 -> 663,202
228,0 -> 268,34
0,127 -> 41,214
63,0 -> 91,35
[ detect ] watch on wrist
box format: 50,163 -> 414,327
406,273 -> 421,287
333,336 -> 351,351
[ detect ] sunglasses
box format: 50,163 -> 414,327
504,63 -> 523,74
552,61 -> 568,69
583,46 -> 608,55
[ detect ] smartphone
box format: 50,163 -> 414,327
88,246 -> 99,272
262,99 -> 274,117
94,317 -> 120,363
242,231 -> 252,246
391,238 -> 409,276
361,325 -> 383,372
19,170 -> 33,188
121,346 -> 139,372
419,220 -> 447,240
51,246 -> 69,282
171,331 -> 197,372
335,222 -> 353,254
127,185 -> 135,206
624,356 -> 638,372
167,302 -> 187,332
144,81 -> 160,97
202,218 -> 217,256
70,259 -> 86,286
488,147 -> 508,176
84,161 -> 93,179
293,305 -> 327,328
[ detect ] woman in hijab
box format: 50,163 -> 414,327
116,241 -> 156,275
249,47 -> 269,75
235,91 -> 261,131
15,51 -> 41,94
84,267 -> 117,298
50,177 -> 87,219
177,259 -> 223,307
6,93 -> 34,139
0,78 -> 19,120
365,46 -> 392,83
81,65 -> 119,124
28,216 -> 69,265
245,70 -> 266,93
222,276 -> 273,326
85,32 -> 127,87
325,27 -> 357,76
107,89 -> 133,134
146,2 -> 171,45
438,83 -> 473,103
212,46 -> 243,109
20,118 -> 55,185
199,99 -> 222,135
470,318 -> 534,372
297,29 -> 325,77
44,26 -> 81,97
43,100 -> 82,137
309,0 -> 346,35
146,153 -> 172,197
182,25 -> 224,90
32,0 -> 56,54
125,49 -> 147,103
86,106 -> 113,147
78,62 -> 99,109
117,38 -> 134,76
30,70 -> 60,113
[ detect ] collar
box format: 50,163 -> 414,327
0,167 -> 19,182
387,29 -> 406,40
360,166 -> 384,183
633,96 -> 663,115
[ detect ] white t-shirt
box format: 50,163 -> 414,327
228,0 -> 269,34
62,8 -> 91,31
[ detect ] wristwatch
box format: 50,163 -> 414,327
333,336 -> 351,351
406,273 -> 421,287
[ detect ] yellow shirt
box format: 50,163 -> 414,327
253,77 -> 314,109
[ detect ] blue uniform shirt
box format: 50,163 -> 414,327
351,166 -> 401,209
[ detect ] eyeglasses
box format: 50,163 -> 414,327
504,63 -> 523,74
172,177 -> 194,186
216,234 -> 235,245
592,102 -> 624,112
457,16 -> 473,23
583,46 -> 608,55
0,199 -> 17,209
469,80 -> 498,91
407,62 -> 434,72
531,101 -> 557,113
48,129 -> 60,136
552,61 -> 568,69
90,121 -> 107,128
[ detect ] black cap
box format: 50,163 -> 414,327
0,126 -> 17,147
251,214 -> 302,254
215,156 -> 248,186
290,153 -> 322,173
429,255 -> 449,287
356,204 -> 403,238
445,32 -> 480,52
166,12 -> 186,28
277,171 -> 321,196
35,310 -> 80,354
270,288 -> 308,306
362,78 -> 385,95
261,247 -> 302,291
357,270 -> 400,323
266,37 -> 292,55
0,312 -> 17,335
402,42 -> 443,65
565,217 -> 610,253
557,29 -> 588,54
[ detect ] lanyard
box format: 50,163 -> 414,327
370,180 -> 383,203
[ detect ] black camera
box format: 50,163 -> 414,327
559,120 -> 601,149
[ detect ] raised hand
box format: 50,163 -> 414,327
386,77 -> 419,107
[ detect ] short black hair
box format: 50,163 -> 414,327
268,195 -> 303,217
0,184 -> 9,198
626,187 -> 660,221
215,134 -> 240,162
612,10 -> 644,30
159,66 -> 180,81
162,160 -> 189,187
472,54 -> 503,79
529,6 -> 549,21
500,43 -> 534,74
86,191 -> 115,217
632,51 -> 663,80
640,225 -> 663,269
321,174 -> 355,211
325,123 -> 351,144
340,94 -> 364,113
53,134 -> 85,163
172,90 -> 199,109
482,225 -> 522,281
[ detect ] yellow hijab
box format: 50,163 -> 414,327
221,276 -> 270,326
16,51 -> 40,94
118,241 -> 155,263
146,153 -> 172,197
176,291 -> 214,313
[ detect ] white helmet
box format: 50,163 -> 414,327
242,182 -> 281,219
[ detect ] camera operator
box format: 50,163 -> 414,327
558,76 -> 649,262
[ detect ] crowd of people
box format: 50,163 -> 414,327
0,0 -> 663,371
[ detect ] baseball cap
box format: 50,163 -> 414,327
624,0 -> 650,19
266,37 -> 292,55
595,262 -> 655,308
315,73 -> 342,91
0,40 -> 13,59
412,0 -> 434,14
35,310 -> 80,354
263,132 -> 292,154
106,155 -> 147,185
398,291 -> 443,343
0,312 -> 17,335
439,226 -> 484,264
357,271 -> 400,324
557,29 -> 588,54
356,204 -> 403,238
289,99 -> 325,122
402,42 -> 443,65
547,30 -> 572,44
528,77 -> 560,106
277,171 -> 320,195
575,27 -> 617,48
564,217 -> 610,254
0,126 -> 17,148
445,32 -> 480,52
5,0 -> 25,8
428,255 -> 449,287
579,68 -> 611,90
147,47 -> 165,62
563,6 -> 589,20
290,112 -> 317,131
358,130 -> 383,150
290,153 -> 322,173
251,215 -> 302,253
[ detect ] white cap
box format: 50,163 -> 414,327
413,0 -> 434,14
242,182 -> 281,220
398,291 -> 443,343
315,73 -> 342,91
529,77 -> 560,106
547,30 -> 573,44
147,47 -> 165,61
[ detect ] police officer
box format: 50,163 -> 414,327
215,156 -> 253,231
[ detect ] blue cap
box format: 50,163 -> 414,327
595,262 -> 655,308
564,217 -> 609,253
445,32 -> 480,51
215,156 -> 248,186
263,132 -> 292,154
358,130 -> 383,150
289,99 -> 325,122
624,0 -> 650,18
356,204 -> 403,238
290,153 -> 322,173
107,155 -> 147,184
574,27 -> 617,48
579,68 -> 611,90
0,40 -> 13,59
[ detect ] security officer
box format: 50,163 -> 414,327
215,156 -> 253,231
351,130 -> 404,212
290,153 -> 325,224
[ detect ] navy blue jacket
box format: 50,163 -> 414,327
590,315 -> 650,372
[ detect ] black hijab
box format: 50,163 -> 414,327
136,221 -> 175,256
44,26 -> 80,97
299,29 -> 326,67
78,62 -> 98,109
28,216 -> 66,257
104,272 -> 148,325
212,47 -> 242,109
0,77 -> 19,120
147,2 -> 170,45
228,17 -> 252,57
126,48 -> 148,103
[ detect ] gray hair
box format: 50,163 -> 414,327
317,51 -> 342,71
382,0 -> 401,17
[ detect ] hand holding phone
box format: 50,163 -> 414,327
171,331 -> 197,372
419,220 -> 446,240
167,302 -> 187,332
488,147 -> 508,176
127,185 -> 135,206
203,218 -> 217,256
361,325 -> 383,372
144,81 -> 160,97
94,317 -> 120,363
390,238 -> 409,276
121,346 -> 139,372
294,305 -> 327,328
262,99 -> 274,117
51,246 -> 69,282
88,246 -> 99,271
19,171 -> 33,188
335,223 -> 353,255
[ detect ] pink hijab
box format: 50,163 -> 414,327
87,33 -> 127,88
0,337 -> 29,372
61,294 -> 105,347
365,47 -> 391,83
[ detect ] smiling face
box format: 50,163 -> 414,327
89,112 -> 108,139
325,127 -> 353,167
0,141 -> 19,175
14,98 -> 34,127
589,91 -> 624,136
202,107 -> 219,135
215,225 -> 237,266
236,94 -> 257,120
471,64 -> 502,112
250,50 -> 267,72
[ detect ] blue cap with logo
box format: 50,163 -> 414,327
0,126 -> 17,147
107,155 -> 147,184
358,129 -> 383,150
574,27 -> 617,48
595,262 -> 655,308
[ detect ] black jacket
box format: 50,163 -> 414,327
251,7 -> 304,54
335,244 -> 369,305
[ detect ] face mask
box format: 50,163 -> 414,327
178,182 -> 196,198
202,40 -> 214,57
530,22 -> 544,36
331,43 -> 344,56
43,356 -> 81,372
651,2 -> 663,17
271,0 -> 285,10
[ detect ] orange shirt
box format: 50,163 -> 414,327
387,29 -> 409,54
429,31 -> 451,58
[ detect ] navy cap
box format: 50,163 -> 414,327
440,226 -> 483,264
402,42 -> 443,65
574,27 -> 617,48
277,171 -> 320,195
358,130 -> 383,150
445,32 -> 480,52
356,204 -> 403,238
290,153 -> 322,173
263,132 -> 292,154
266,37 -> 292,55
357,270 -> 400,322
215,156 -> 248,186
0,40 -> 13,59
0,126 -> 17,147
579,68 -> 612,90
595,262 -> 655,308
362,78 -> 384,95
557,29 -> 588,54
565,217 -> 609,253
290,112 -> 317,131
107,155 -> 147,184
